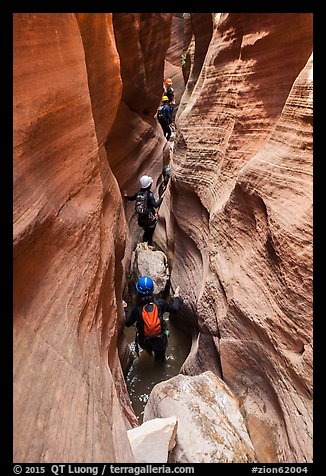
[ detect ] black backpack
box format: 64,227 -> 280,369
157,105 -> 169,127
135,190 -> 149,216
165,87 -> 174,102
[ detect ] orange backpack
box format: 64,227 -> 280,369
141,303 -> 162,338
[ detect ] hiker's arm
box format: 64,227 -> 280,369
125,306 -> 138,327
149,191 -> 163,208
157,296 -> 180,314
166,286 -> 180,313
125,192 -> 138,201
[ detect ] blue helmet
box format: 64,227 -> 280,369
136,276 -> 154,295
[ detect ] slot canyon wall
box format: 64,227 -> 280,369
13,12 -> 313,464
164,13 -> 313,462
13,12 -> 171,463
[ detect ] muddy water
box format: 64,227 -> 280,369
124,314 -> 191,423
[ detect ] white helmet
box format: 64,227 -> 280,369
139,175 -> 153,188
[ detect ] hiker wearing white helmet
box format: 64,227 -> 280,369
139,175 -> 153,188
124,175 -> 163,246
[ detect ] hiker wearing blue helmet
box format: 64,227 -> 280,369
124,276 -> 180,361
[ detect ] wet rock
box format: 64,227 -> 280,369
127,416 -> 178,463
143,371 -> 256,463
131,242 -> 169,295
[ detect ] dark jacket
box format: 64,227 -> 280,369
162,104 -> 172,123
157,104 -> 172,126
126,188 -> 163,228
125,297 -> 180,342
165,87 -> 175,104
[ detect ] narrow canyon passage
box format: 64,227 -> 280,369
13,12 -> 313,464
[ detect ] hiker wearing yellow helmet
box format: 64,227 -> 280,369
156,95 -> 172,140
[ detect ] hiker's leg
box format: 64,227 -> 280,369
159,123 -> 165,134
139,338 -> 153,356
165,125 -> 171,140
142,227 -> 150,244
143,225 -> 155,246
153,335 -> 168,361
147,227 -> 155,246
154,349 -> 166,361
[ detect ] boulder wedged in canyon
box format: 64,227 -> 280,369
130,242 -> 169,296
167,13 -> 313,462
143,371 -> 256,463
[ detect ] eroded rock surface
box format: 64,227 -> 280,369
13,12 -> 171,463
144,371 -> 256,463
164,14 -> 186,111
165,13 -> 313,462
13,11 -> 313,465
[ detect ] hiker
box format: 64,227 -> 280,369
124,175 -> 163,247
157,95 -> 172,140
123,276 -> 180,361
163,78 -> 175,109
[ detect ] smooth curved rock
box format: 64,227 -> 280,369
13,11 -> 178,463
143,371 -> 256,463
165,13 -> 313,463
13,11 -> 313,465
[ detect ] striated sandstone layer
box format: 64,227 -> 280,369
14,11 -> 175,463
176,13 -> 213,118
13,13 -> 134,463
165,13 -> 313,462
13,11 -> 314,465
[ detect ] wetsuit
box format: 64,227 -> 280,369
125,297 -> 180,360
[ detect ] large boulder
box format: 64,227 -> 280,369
143,371 -> 256,463
130,242 -> 169,295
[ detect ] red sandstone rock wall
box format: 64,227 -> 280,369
176,13 -> 213,116
13,11 -> 313,464
166,13 -> 313,462
164,14 -> 186,110
13,12 -> 171,463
